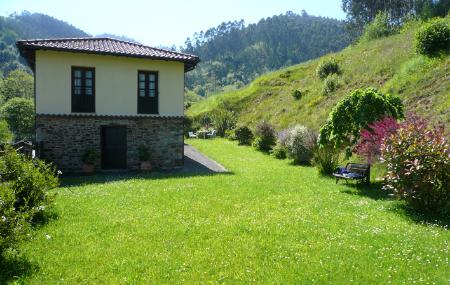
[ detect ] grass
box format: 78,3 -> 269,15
187,18 -> 450,130
2,139 -> 449,284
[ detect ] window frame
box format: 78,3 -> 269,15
71,66 -> 96,113
137,70 -> 159,114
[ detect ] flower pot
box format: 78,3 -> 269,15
82,163 -> 95,174
140,161 -> 152,171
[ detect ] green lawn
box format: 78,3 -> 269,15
2,139 -> 449,284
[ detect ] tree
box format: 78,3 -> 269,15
0,120 -> 13,143
353,116 -> 399,164
319,88 -> 403,154
0,69 -> 34,102
0,97 -> 34,140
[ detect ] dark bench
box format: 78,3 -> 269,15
333,163 -> 370,185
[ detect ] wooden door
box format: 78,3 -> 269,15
101,126 -> 127,169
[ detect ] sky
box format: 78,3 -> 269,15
0,0 -> 346,47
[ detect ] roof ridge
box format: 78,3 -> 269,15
16,37 -> 198,57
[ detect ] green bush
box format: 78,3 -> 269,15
271,144 -> 287,159
285,125 -> 317,165
0,183 -> 31,254
253,121 -> 276,152
0,120 -> 12,143
291,89 -> 302,100
0,97 -> 34,140
225,129 -> 237,140
234,125 -> 253,145
316,58 -> 341,80
211,101 -> 237,137
415,18 -> 450,56
312,143 -> 340,175
361,12 -> 395,42
322,74 -> 341,95
0,146 -> 59,214
381,116 -> 450,215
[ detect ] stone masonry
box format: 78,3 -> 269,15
35,114 -> 184,173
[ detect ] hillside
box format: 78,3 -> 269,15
187,19 -> 450,131
0,12 -> 89,75
182,11 -> 353,97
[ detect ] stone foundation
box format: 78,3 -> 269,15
36,114 -> 184,172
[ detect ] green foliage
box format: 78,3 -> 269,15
381,116 -> 450,215
210,101 -> 237,137
414,18 -> 450,56
224,129 -> 236,140
361,12 -> 395,42
253,121 -> 276,152
184,11 -> 352,96
284,125 -> 317,165
0,147 -> 58,212
138,145 -> 150,162
270,144 -> 287,159
322,74 -> 341,95
81,148 -> 97,164
312,143 -> 341,175
0,69 -> 34,102
291,89 -> 302,100
0,183 -> 31,254
234,125 -> 253,145
0,145 -> 58,255
183,116 -> 193,138
0,120 -> 12,143
319,88 -> 404,151
0,97 -> 34,140
316,58 -> 341,80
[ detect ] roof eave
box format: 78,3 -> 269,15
16,43 -> 200,72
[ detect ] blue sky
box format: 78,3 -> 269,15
0,0 -> 346,47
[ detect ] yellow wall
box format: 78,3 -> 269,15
35,50 -> 185,116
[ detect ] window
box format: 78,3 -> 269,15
138,71 -> 158,114
72,67 -> 95,113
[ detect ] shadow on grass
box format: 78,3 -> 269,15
390,203 -> 450,228
61,169 -> 234,188
0,251 -> 38,284
32,208 -> 59,228
339,181 -> 392,201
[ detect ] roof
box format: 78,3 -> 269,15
16,37 -> 200,72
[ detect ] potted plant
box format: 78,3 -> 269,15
81,148 -> 97,174
138,145 -> 152,171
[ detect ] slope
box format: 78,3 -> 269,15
187,19 -> 450,131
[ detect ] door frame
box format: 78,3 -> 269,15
101,125 -> 127,170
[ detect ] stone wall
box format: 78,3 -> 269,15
35,114 -> 184,172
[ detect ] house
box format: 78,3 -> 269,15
16,37 -> 199,172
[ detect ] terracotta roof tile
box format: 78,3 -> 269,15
16,37 -> 199,71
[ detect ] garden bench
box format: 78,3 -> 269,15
333,163 -> 370,185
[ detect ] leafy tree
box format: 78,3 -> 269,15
0,120 -> 13,143
0,69 -> 34,102
319,88 -> 403,153
361,12 -> 395,41
353,116 -> 399,164
0,97 -> 34,140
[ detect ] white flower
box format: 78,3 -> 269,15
45,234 -> 52,240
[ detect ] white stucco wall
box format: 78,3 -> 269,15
35,50 -> 185,116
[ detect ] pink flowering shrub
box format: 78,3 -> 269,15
381,115 -> 450,215
354,117 -> 399,164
